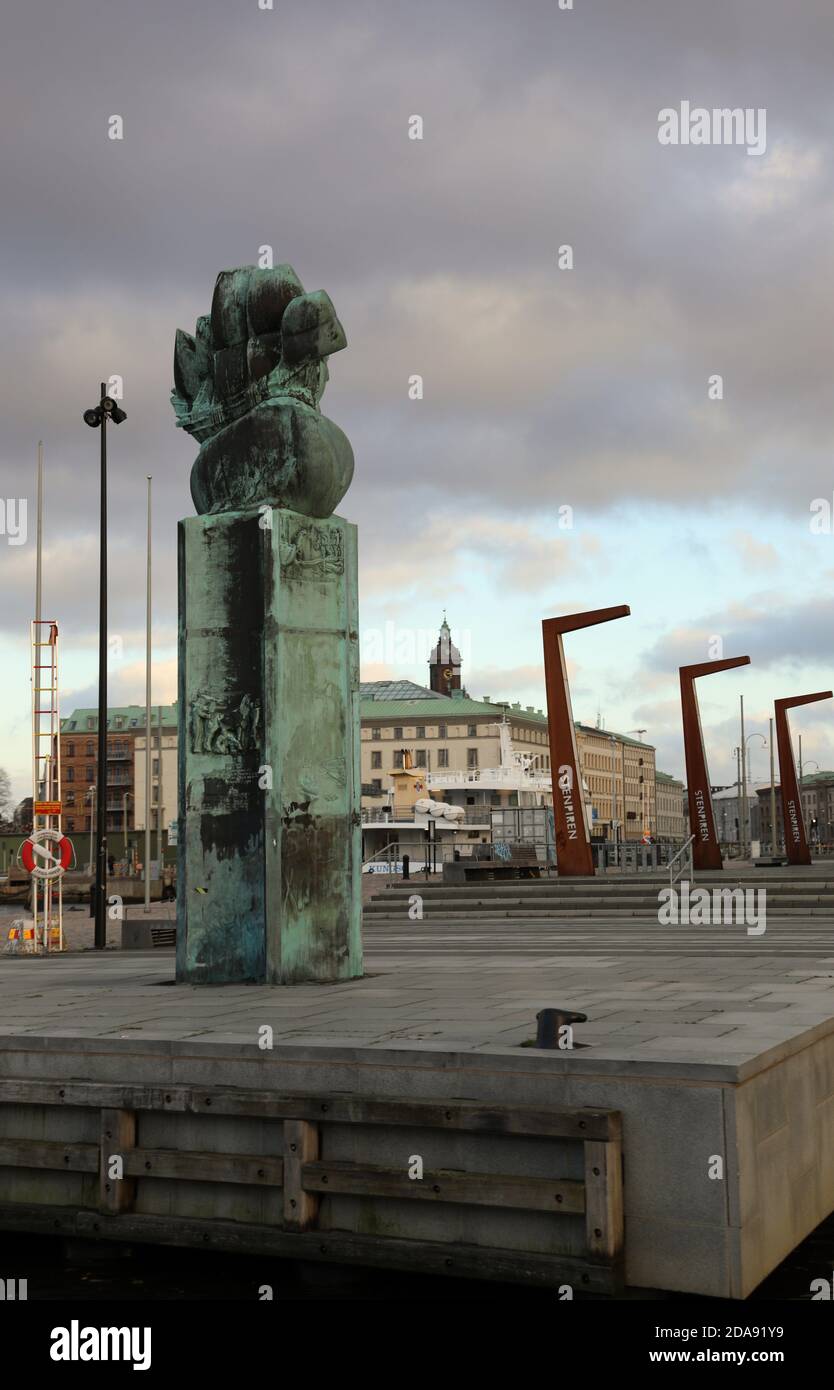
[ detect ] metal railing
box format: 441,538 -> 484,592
361,842 -> 402,872
668,834 -> 695,888
361,808 -> 489,825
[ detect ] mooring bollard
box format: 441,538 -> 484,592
535,1007 -> 588,1049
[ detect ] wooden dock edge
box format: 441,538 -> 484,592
0,1078 -> 624,1294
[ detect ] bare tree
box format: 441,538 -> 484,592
0,768 -> 11,817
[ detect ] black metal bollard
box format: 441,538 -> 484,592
535,1007 -> 587,1049
402,854 -> 409,881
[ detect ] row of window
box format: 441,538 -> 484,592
368,724 -> 474,740
64,816 -> 165,832
366,724 -> 552,743
63,760 -> 160,782
370,748 -> 480,770
65,715 -> 163,733
65,741 -> 165,758
63,787 -> 160,806
584,751 -> 648,769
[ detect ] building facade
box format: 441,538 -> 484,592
756,772 -> 834,851
655,771 -> 686,841
573,723 -> 658,840
59,705 -> 177,842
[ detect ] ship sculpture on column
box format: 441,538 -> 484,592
172,263 -> 362,984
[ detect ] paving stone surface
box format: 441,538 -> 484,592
1,906 -> 833,1069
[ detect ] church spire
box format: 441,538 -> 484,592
428,614 -> 461,696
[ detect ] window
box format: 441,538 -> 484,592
415,725 -> 425,739
371,751 -> 382,769
393,750 -> 404,769
467,749 -> 479,769
467,724 -> 477,737
67,819 -> 74,831
66,767 -> 74,782
66,792 -> 74,806
415,750 -> 427,768
67,743 -> 75,758
394,727 -> 403,739
86,742 -> 94,757
86,718 -> 95,731
438,723 -> 447,738
371,779 -> 382,794
372,727 -> 380,740
153,758 -> 160,777
86,765 -> 94,781
115,717 -> 125,729
437,748 -> 449,768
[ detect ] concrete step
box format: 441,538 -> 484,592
363,909 -> 834,922
365,893 -> 834,911
372,877 -> 834,896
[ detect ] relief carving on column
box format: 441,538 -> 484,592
190,692 -> 261,755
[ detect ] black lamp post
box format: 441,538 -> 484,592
83,384 -> 126,949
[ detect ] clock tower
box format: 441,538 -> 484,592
428,614 -> 462,696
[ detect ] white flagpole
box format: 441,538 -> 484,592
144,476 -> 152,913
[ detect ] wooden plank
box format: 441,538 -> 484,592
99,1108 -> 136,1214
121,1148 -> 283,1187
0,1079 -> 618,1140
283,1119 -> 319,1231
0,1139 -> 97,1173
302,1160 -> 585,1213
0,1202 -> 621,1294
584,1126 -> 624,1262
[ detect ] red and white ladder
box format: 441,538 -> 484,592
29,619 -> 64,952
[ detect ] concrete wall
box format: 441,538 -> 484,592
1,1028 -> 832,1297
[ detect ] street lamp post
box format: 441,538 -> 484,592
83,384 -> 126,949
801,759 -> 820,851
122,791 -> 133,864
86,784 -> 96,875
608,735 -> 619,867
769,717 -> 777,854
744,732 -> 767,852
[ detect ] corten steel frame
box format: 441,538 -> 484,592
679,656 -> 750,871
542,606 -> 630,877
774,692 -> 832,865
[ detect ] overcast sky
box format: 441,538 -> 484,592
1,0 -> 834,803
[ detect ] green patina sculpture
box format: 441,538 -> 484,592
174,262 -> 362,986
172,264 -> 354,518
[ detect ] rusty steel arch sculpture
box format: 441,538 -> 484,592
543,606 -> 630,877
774,691 -> 832,865
680,656 -> 750,871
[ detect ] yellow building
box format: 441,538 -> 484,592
359,681 -> 667,841
655,771 -> 686,841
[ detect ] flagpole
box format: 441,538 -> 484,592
144,476 -> 152,913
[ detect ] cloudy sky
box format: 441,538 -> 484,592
1,0 -> 833,804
